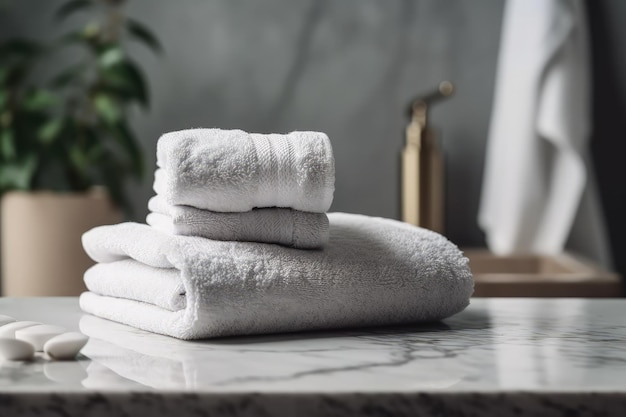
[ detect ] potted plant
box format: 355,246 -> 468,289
0,0 -> 161,296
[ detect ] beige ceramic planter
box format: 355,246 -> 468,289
1,188 -> 122,296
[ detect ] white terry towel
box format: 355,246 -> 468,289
479,0 -> 610,263
80,213 -> 474,340
146,195 -> 329,249
84,260 -> 185,312
154,129 -> 335,213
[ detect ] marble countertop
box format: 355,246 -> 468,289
0,297 -> 625,416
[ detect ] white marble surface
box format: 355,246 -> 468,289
1,297 -> 625,416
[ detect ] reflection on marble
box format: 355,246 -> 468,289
1,298 -> 626,416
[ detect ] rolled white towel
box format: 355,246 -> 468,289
80,213 -> 474,340
146,196 -> 329,249
154,129 -> 335,213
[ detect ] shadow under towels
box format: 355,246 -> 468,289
80,213 -> 474,340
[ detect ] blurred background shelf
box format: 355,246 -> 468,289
465,249 -> 623,297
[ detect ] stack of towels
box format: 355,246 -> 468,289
80,129 -> 474,340
147,129 -> 334,249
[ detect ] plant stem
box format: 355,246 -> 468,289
102,0 -> 124,43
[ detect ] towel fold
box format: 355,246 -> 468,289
80,213 -> 473,340
84,259 -> 185,312
146,196 -> 329,249
154,129 -> 335,213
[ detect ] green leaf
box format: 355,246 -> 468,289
118,59 -> 149,106
50,62 -> 87,87
3,63 -> 30,87
0,39 -> 41,58
93,93 -> 121,124
85,141 -> 104,160
100,60 -> 149,107
53,27 -> 98,52
0,155 -> 38,190
0,128 -> 15,159
23,90 -> 56,111
126,19 -> 163,54
0,68 -> 8,85
0,90 -> 7,109
53,31 -> 86,48
38,118 -> 65,144
68,143 -> 88,173
83,22 -> 100,38
55,0 -> 93,21
98,47 -> 124,68
107,121 -> 144,178
0,111 -> 11,128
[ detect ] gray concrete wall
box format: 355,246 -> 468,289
6,0 -> 626,281
0,0 -> 503,248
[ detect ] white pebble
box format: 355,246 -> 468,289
0,321 -> 41,338
15,325 -> 66,352
44,332 -> 89,360
0,315 -> 16,327
0,337 -> 35,361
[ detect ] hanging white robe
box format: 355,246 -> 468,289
478,0 -> 611,266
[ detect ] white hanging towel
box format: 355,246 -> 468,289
479,0 -> 609,263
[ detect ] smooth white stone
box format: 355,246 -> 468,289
0,315 -> 17,327
44,332 -> 89,360
0,321 -> 41,338
0,337 -> 35,361
15,325 -> 66,352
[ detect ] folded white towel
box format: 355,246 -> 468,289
154,129 -> 335,213
80,213 -> 473,339
84,260 -> 185,312
146,196 -> 329,249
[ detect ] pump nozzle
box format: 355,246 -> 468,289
407,81 -> 454,127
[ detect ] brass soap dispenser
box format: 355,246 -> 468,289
402,81 -> 453,233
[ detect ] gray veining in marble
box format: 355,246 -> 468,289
1,298 -> 626,416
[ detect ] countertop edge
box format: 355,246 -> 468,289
1,391 -> 625,417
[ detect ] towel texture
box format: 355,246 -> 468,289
154,129 -> 335,213
80,213 -> 473,340
84,260 -> 185,312
146,196 -> 329,249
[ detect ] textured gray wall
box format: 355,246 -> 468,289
3,1 -> 626,282
0,0 -> 502,248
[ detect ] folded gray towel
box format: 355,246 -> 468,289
146,195 -> 329,249
80,213 -> 474,339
